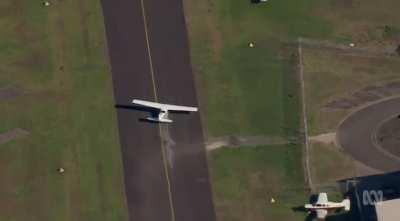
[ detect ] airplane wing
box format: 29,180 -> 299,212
316,209 -> 328,219
316,192 -> 328,204
132,99 -> 198,112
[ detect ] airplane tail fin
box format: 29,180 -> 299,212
342,199 -> 351,211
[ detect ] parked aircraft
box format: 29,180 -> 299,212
304,192 -> 350,219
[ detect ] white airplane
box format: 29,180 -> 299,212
304,192 -> 350,219
132,99 -> 198,123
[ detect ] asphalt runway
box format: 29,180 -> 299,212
100,0 -> 216,221
337,97 -> 400,172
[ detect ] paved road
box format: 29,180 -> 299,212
100,0 -> 216,221
337,97 -> 400,172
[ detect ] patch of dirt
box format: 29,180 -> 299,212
331,0 -> 354,8
0,86 -> 23,101
206,135 -> 288,151
11,1 -> 38,43
205,0 -> 221,62
184,0 -> 220,62
310,142 -> 357,185
51,9 -> 67,73
0,1 -> 20,18
324,81 -> 400,110
208,21 -> 222,62
310,132 -> 337,145
385,81 -> 400,92
0,128 -> 30,145
14,22 -> 31,42
79,0 -> 90,64
354,160 -> 382,177
362,85 -> 393,97
300,37 -> 397,58
351,24 -> 400,48
12,50 -> 50,71
324,99 -> 358,110
96,163 -> 108,214
28,89 -> 67,104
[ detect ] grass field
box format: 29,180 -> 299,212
0,1 -> 127,220
183,0 -> 331,221
310,143 -> 356,185
209,145 -> 307,221
303,47 -> 400,135
302,44 -> 400,199
184,0 -> 400,221
314,0 -> 400,47
299,0 -> 400,203
184,0 -> 331,138
185,0 -> 400,138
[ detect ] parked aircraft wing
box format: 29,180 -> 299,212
316,192 -> 328,204
132,99 -> 198,112
316,209 -> 328,219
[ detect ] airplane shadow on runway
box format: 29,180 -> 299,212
115,104 -> 159,123
115,104 -> 191,123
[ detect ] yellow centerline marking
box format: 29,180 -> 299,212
139,1 -> 176,221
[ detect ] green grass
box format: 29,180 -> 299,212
310,143 -> 356,185
303,48 -> 400,134
184,1 -> 400,221
209,145 -> 307,221
316,0 -> 400,45
0,1 -> 127,220
200,42 -> 289,136
187,0 -> 400,137
184,0 -> 331,220
186,0 -> 332,137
